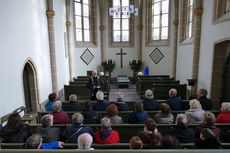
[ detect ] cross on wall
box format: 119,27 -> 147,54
116,48 -> 127,69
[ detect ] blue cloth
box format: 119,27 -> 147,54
93,100 -> 109,111
45,101 -> 56,112
128,112 -> 149,124
165,96 -> 183,110
144,66 -> 149,75
41,141 -> 59,149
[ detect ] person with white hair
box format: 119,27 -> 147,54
185,99 -> 205,123
93,91 -> 109,111
111,92 -> 128,111
142,89 -> 159,111
65,113 -> 95,143
167,114 -> 195,143
51,101 -> 70,124
86,70 -> 104,100
77,133 -> 94,150
165,88 -> 183,110
215,102 -> 230,123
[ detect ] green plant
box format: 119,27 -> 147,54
129,59 -> 142,73
102,59 -> 115,77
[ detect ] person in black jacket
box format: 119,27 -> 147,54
62,94 -> 83,111
0,113 -> 30,143
82,100 -> 100,124
111,92 -> 129,111
197,88 -> 213,110
93,91 -> 109,111
35,114 -> 62,143
142,89 -> 159,111
165,88 -> 183,110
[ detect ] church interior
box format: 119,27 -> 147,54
0,0 -> 230,152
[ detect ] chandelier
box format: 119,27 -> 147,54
109,5 -> 138,18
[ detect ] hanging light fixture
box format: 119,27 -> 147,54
109,4 -> 138,18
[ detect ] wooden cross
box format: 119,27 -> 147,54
116,48 -> 127,68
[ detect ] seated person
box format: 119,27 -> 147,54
62,94 -> 82,111
110,92 -> 129,111
216,102 -> 230,123
86,70 -> 103,101
51,101 -> 70,124
195,128 -> 221,149
165,88 -> 183,110
185,99 -> 205,123
129,136 -> 143,150
82,100 -> 100,124
197,88 -> 212,110
167,114 -> 195,143
142,89 -> 159,111
0,113 -> 30,143
105,104 -> 123,124
65,113 -> 95,143
154,103 -> 174,124
25,134 -> 63,149
35,114 -> 62,143
195,112 -> 220,138
93,91 -> 109,111
161,135 -> 181,149
77,133 -> 94,150
137,118 -> 162,146
95,117 -> 120,144
45,93 -> 57,112
128,102 -> 149,124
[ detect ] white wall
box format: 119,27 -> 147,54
0,0 -> 52,117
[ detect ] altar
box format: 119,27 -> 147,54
117,75 -> 130,88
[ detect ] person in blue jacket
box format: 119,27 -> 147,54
128,102 -> 149,124
45,93 -> 57,112
25,134 -> 63,149
165,88 -> 183,110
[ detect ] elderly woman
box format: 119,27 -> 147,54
35,114 -> 61,143
165,88 -> 183,110
128,102 -> 149,124
137,118 -> 162,146
0,113 -> 30,142
65,113 -> 95,143
95,117 -> 120,144
51,101 -> 70,124
142,89 -> 159,111
62,94 -> 82,111
105,104 -> 123,124
112,92 -> 129,111
185,99 -> 205,123
154,103 -> 174,124
216,102 -> 230,123
93,91 -> 109,111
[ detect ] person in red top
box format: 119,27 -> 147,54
95,117 -> 120,144
51,101 -> 70,124
216,102 -> 230,123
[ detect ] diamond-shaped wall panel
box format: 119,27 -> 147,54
80,48 -> 94,65
149,48 -> 164,64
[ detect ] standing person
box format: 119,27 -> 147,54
197,88 -> 213,110
165,88 -> 183,110
62,94 -> 83,111
45,93 -> 57,112
142,89 -> 159,111
87,70 -> 103,100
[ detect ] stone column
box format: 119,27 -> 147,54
191,0 -> 203,94
46,0 -> 58,94
138,0 -> 143,61
65,0 -> 73,81
172,0 -> 179,79
100,0 -> 105,63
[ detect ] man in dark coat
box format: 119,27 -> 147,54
197,88 -> 212,110
142,89 -> 159,111
166,88 -> 183,110
62,94 -> 82,111
93,91 -> 109,111
86,70 -> 103,100
82,101 -> 100,124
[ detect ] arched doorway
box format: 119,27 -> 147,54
23,61 -> 39,113
211,40 -> 230,108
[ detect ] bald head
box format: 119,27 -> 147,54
78,133 -> 93,150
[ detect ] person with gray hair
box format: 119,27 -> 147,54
93,91 -> 109,111
197,88 -> 213,110
216,102 -> 230,123
51,101 -> 70,124
167,114 -> 195,143
110,92 -> 128,111
65,113 -> 95,143
185,99 -> 205,123
62,94 -> 83,111
142,89 -> 159,111
165,88 -> 183,110
35,114 -> 62,143
87,70 -> 103,100
77,133 -> 94,150
95,117 -> 120,144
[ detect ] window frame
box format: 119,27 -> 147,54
213,0 -> 230,24
73,0 -> 98,48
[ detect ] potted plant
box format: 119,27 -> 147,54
102,59 -> 115,78
129,59 -> 142,83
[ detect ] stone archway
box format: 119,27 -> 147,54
211,40 -> 230,109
